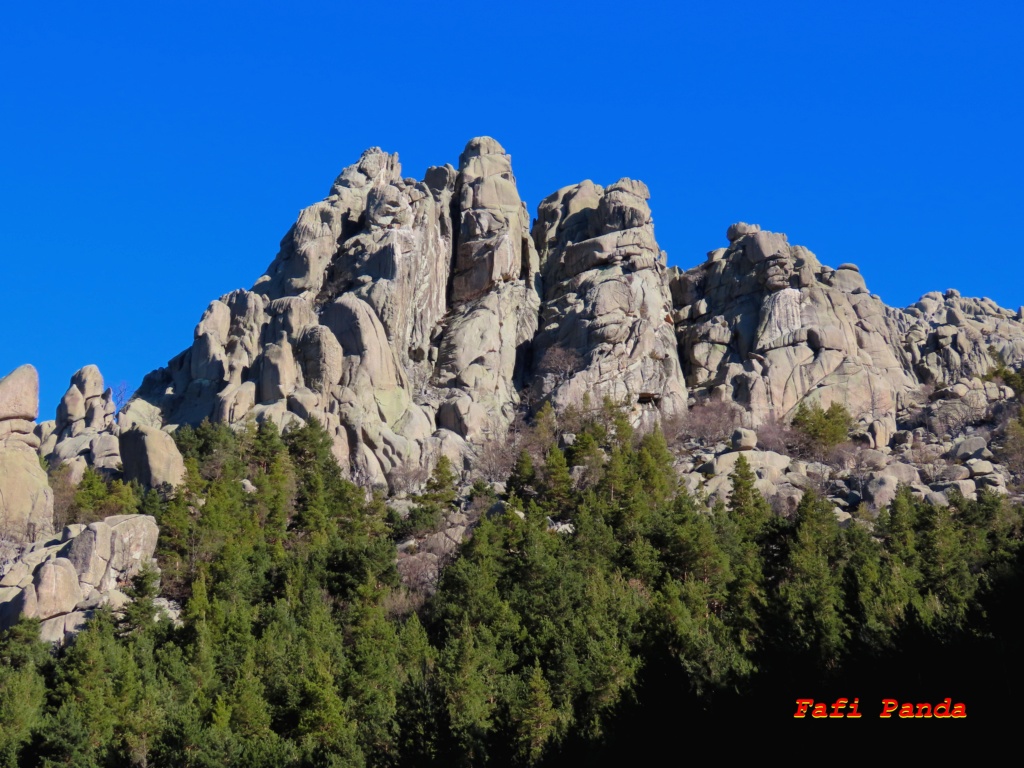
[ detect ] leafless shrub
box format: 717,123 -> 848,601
389,462 -> 430,495
382,586 -> 427,620
682,398 -> 742,445
660,411 -> 689,447
49,462 -> 79,530
929,394 -> 989,439
112,381 -> 133,415
756,414 -> 800,455
812,440 -> 860,471
475,437 -> 518,483
538,345 -> 584,388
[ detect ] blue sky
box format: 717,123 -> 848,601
2,1 -> 1022,415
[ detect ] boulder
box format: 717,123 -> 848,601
119,425 -> 186,488
0,365 -> 39,421
732,428 -> 758,451
32,558 -> 82,620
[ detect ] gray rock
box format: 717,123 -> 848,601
32,558 -> 82,620
951,436 -> 988,461
864,474 -> 900,510
0,365 -> 40,421
120,426 -> 185,488
0,365 -> 54,543
732,428 -> 757,450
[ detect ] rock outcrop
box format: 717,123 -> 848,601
38,365 -> 121,484
121,138 -> 548,489
119,426 -> 186,488
532,179 -> 687,428
0,514 -> 159,644
670,226 -> 917,445
0,365 -> 54,544
903,288 -> 1024,386
103,139 -> 1024,490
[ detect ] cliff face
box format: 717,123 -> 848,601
101,138 -> 1024,487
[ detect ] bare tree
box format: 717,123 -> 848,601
538,345 -> 584,388
112,380 -> 133,415
682,398 -> 742,445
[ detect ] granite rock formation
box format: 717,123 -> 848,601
0,514 -> 160,644
0,365 -> 54,543
38,365 -> 121,484
99,139 -> 1024,490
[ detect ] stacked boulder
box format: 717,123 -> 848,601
109,139 -> 1024,491
0,365 -> 54,545
38,365 -> 121,483
904,289 -> 1024,385
0,514 -> 159,644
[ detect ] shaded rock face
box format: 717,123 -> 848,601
531,179 -> 688,427
0,514 -> 159,645
670,228 -> 918,443
0,365 -> 54,544
122,138 -> 542,489
38,365 -> 121,484
119,425 -> 186,488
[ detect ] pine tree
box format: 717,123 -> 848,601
541,446 -> 573,515
727,453 -> 771,541
514,662 -> 557,765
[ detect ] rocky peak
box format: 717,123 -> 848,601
92,143 -> 1024,492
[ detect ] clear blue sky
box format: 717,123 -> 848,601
3,1 -> 1022,416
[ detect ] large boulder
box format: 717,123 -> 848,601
119,425 -> 186,488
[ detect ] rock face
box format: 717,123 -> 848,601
671,228 -> 918,444
0,365 -> 54,543
532,179 -> 687,427
121,138 -> 548,489
0,514 -> 159,644
39,365 -> 121,484
669,226 -> 1024,444
108,139 -> 1024,489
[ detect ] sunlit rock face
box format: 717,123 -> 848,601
531,178 -> 688,430
670,226 -> 918,444
104,139 -> 1024,485
121,138 -> 541,489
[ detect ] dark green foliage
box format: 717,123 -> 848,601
790,400 -> 853,450
984,345 -> 1024,397
7,403 -> 1024,766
